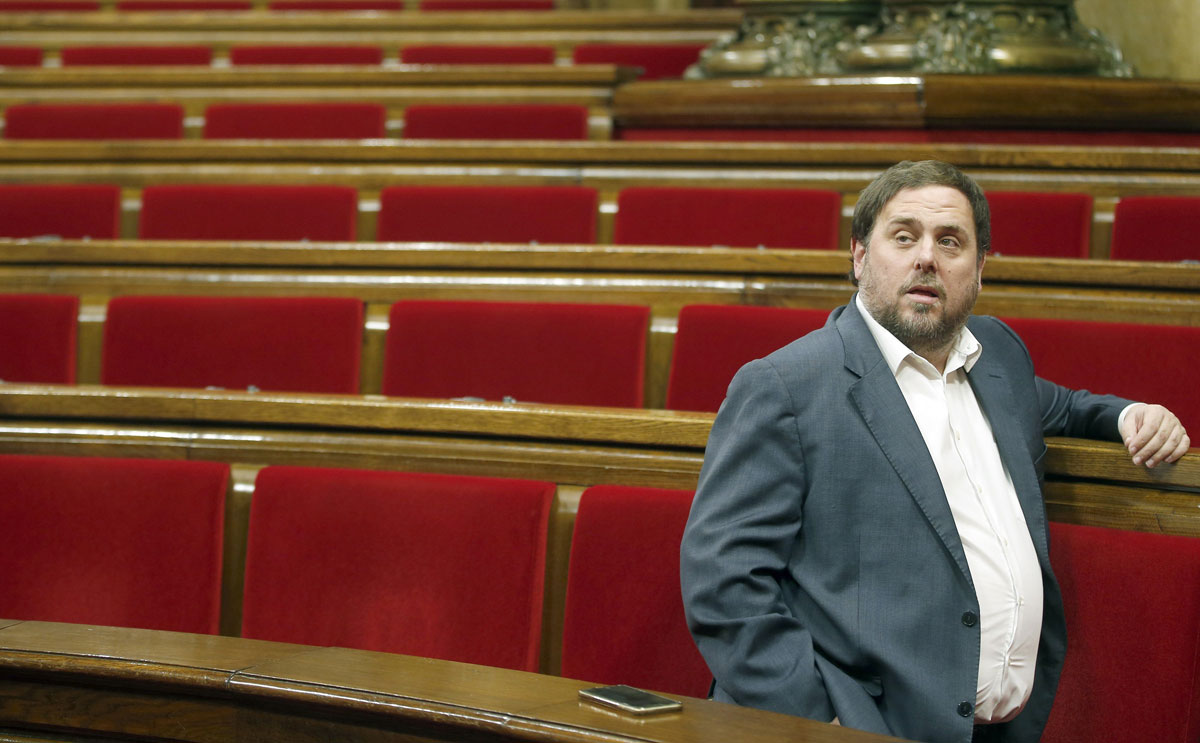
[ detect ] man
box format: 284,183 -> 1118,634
679,160 -> 1189,743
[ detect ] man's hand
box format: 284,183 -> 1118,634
1120,403 -> 1190,468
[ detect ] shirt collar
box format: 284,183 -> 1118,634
854,293 -> 982,378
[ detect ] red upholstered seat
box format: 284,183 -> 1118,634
0,454 -> 228,634
985,191 -> 1092,259
60,45 -> 213,65
101,295 -> 363,393
383,299 -> 648,407
0,294 -> 78,384
400,44 -> 555,64
242,465 -> 554,671
1000,316 -> 1200,430
666,304 -> 830,412
0,183 -> 121,239
268,0 -> 403,8
204,103 -> 387,139
613,186 -> 843,250
562,485 -> 711,696
1044,522 -> 1200,743
4,103 -> 184,139
420,0 -> 553,8
403,104 -> 589,140
115,0 -> 251,8
376,185 -> 597,243
0,46 -> 44,65
138,184 -> 358,240
229,45 -> 384,64
1110,196 -> 1200,262
0,1 -> 99,9
571,43 -> 708,80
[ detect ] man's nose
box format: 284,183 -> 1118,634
913,237 -> 937,270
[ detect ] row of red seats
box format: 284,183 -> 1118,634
2,294 -> 1197,428
0,0 -> 555,11
2,452 -> 1197,741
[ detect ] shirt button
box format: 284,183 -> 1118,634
958,701 -> 974,717
961,611 -> 978,627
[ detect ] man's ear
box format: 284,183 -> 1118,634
851,240 -> 867,282
977,252 -> 987,289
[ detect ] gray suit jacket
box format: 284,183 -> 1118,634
680,299 -> 1129,743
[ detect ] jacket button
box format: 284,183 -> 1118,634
958,701 -> 974,717
961,611 -> 978,627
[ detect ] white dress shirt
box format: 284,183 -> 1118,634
855,296 -> 1044,723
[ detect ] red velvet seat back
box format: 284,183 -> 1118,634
0,46 -> 44,65
242,466 -> 554,671
376,184 -> 597,243
0,183 -> 121,239
1044,522 -> 1200,743
203,103 -> 387,139
60,45 -> 213,66
986,191 -> 1092,258
269,0 -> 403,8
101,295 -> 363,393
613,186 -> 843,250
4,103 -> 184,139
0,1 -> 99,9
667,304 -> 830,412
570,43 -> 708,80
403,104 -> 589,140
562,485 -> 711,696
138,184 -> 358,240
1110,196 -> 1200,262
229,45 -> 384,64
0,454 -> 228,634
1000,316 -> 1199,430
0,293 -> 78,383
383,299 -> 648,407
115,0 -> 251,8
400,44 -> 555,64
420,0 -> 553,8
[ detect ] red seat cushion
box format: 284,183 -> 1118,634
667,304 -> 830,412
228,45 -> 384,64
420,0 -> 552,8
0,454 -> 228,634
138,184 -> 359,240
60,45 -> 213,65
0,293 -> 78,384
0,1 -> 99,9
614,186 -> 843,250
268,0 -> 403,8
400,44 -> 555,64
203,103 -> 387,139
1044,522 -> 1200,743
1110,196 -> 1200,262
403,104 -> 589,140
0,46 -> 44,65
562,485 -> 711,696
242,466 -> 554,671
376,185 -> 597,243
986,191 -> 1092,259
383,299 -> 648,407
0,183 -> 121,239
4,103 -> 184,139
115,0 -> 251,8
571,43 -> 708,80
101,295 -> 363,393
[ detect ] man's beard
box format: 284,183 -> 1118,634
860,266 -> 978,358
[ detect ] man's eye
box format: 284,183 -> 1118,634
895,234 -> 914,244
939,237 -> 961,248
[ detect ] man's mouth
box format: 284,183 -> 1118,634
904,284 -> 941,305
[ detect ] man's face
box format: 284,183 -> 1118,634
852,185 -> 985,357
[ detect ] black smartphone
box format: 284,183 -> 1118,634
578,684 -> 683,715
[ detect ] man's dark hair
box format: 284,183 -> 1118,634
848,160 -> 990,284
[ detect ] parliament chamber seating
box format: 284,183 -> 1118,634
985,191 -> 1093,259
419,0 -> 554,9
100,295 -> 364,393
268,0 -> 404,8
0,0 -> 98,8
3,102 -> 184,139
382,299 -> 649,406
561,484 -> 711,697
399,44 -> 557,65
1109,195 -> 1200,262
60,44 -> 213,66
0,293 -> 77,384
570,43 -> 708,80
1043,522 -> 1200,743
0,453 -> 228,634
241,465 -> 555,671
114,0 -> 252,8
402,104 -> 591,140
0,183 -> 121,239
229,44 -> 385,64
376,184 -> 598,243
138,183 -> 359,240
0,46 -> 44,65
203,102 -> 388,139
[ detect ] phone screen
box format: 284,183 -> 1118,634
578,685 -> 683,715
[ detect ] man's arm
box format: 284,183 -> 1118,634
1120,403 -> 1190,468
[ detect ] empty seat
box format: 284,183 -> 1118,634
562,485 -> 711,696
0,294 -> 78,384
0,454 -> 228,634
571,43 -> 708,80
138,184 -> 358,241
986,191 -> 1093,259
420,0 -> 553,8
229,45 -> 384,65
1043,522 -> 1200,743
613,186 -> 843,250
383,299 -> 648,407
0,183 -> 121,239
115,0 -> 251,8
376,184 -> 597,244
4,103 -> 184,140
242,465 -> 554,671
0,1 -> 99,8
666,304 -> 830,412
1000,316 -> 1200,430
269,0 -> 403,7
1110,195 -> 1200,262
400,44 -> 555,64
60,45 -> 213,66
101,295 -> 363,393
0,46 -> 44,66
403,104 -> 589,140
204,103 -> 387,139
